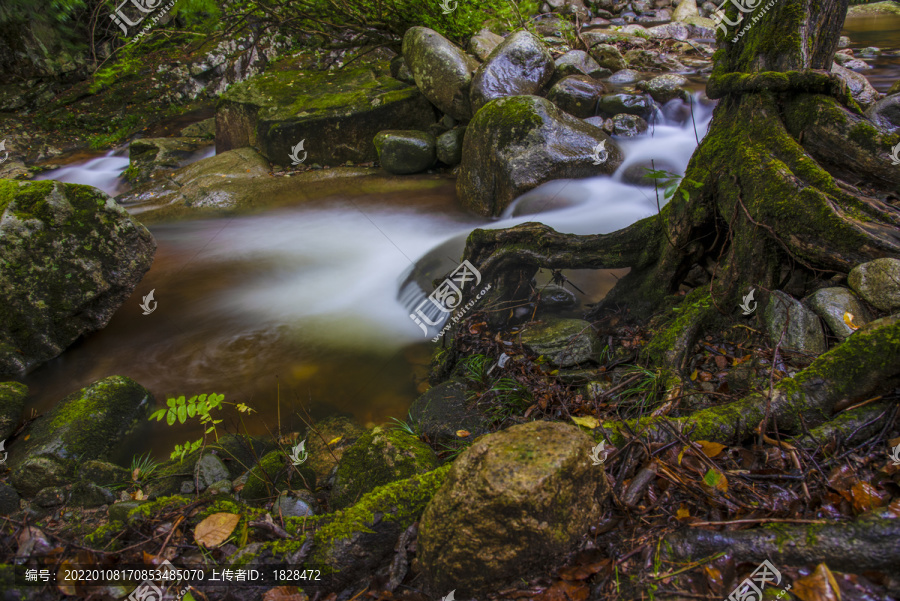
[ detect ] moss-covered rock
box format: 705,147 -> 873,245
66,481 -> 115,508
831,63 -> 881,107
468,28 -> 504,62
848,0 -> 900,14
436,127 -> 466,166
0,381 -> 26,440
9,377 -> 152,497
636,73 -> 689,103
546,75 -> 608,119
470,31 -> 555,115
553,50 -> 609,80
518,317 -> 603,367
126,136 -> 210,182
624,49 -> 685,72
865,93 -> 900,132
596,93 -> 655,119
848,258 -> 900,312
374,130 -> 436,174
0,180 -> 156,377
589,44 -> 627,72
409,378 -> 491,443
457,95 -> 622,217
241,450 -> 315,503
403,27 -> 480,120
210,434 -> 275,479
303,416 -> 366,485
805,287 -> 873,340
216,66 -> 436,166
418,421 -> 609,596
78,460 -> 131,488
108,500 -> 145,523
330,426 -> 439,509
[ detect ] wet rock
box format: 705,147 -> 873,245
609,113 -> 649,136
468,28 -> 504,61
762,291 -> 827,355
831,63 -> 881,107
179,118 -> 216,139
457,95 -> 622,216
67,481 -> 115,508
216,66 -> 436,165
622,159 -> 680,186
683,16 -> 716,38
589,44 -> 628,72
403,27 -> 479,120
195,454 -> 231,491
865,94 -> 900,132
672,0 -> 699,20
409,379 -> 490,443
848,258 -> 900,312
637,73 -> 688,103
9,377 -> 152,497
303,415 -> 366,484
0,382 -> 26,440
436,127 -> 466,166
624,48 -> 685,71
418,421 -> 609,596
606,68 -> 644,85
834,53 -> 871,70
0,182 -> 156,377
547,75 -> 608,118
275,490 -> 317,517
34,486 -> 67,508
78,460 -> 131,488
537,284 -> 578,312
374,130 -> 436,174
207,479 -> 232,495
108,500 -> 145,523
0,483 -> 20,515
470,31 -> 555,114
330,426 -> 439,509
596,93 -> 655,118
648,22 -> 690,40
805,287 -> 873,340
241,450 -> 316,503
621,24 -> 650,37
518,316 -> 602,367
584,31 -> 647,47
837,36 -> 851,48
554,50 -> 609,79
389,55 -> 416,85
127,136 -> 210,182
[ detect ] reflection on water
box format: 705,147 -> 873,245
842,13 -> 900,92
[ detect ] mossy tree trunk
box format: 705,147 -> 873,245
464,0 -> 900,372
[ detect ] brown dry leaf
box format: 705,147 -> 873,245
793,563 -> 841,601
557,559 -> 609,581
704,565 -> 724,590
842,312 -> 859,331
849,481 -> 888,513
886,498 -> 900,518
132,467 -> 140,481
714,355 -> 728,370
889,436 -> 900,448
263,586 -> 308,601
570,415 -> 600,429
194,513 -> 241,548
456,430 -> 471,438
698,371 -> 714,382
537,580 -> 589,601
695,440 -> 727,459
56,560 -> 79,595
826,465 -> 856,493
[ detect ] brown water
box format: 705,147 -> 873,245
842,12 -> 900,91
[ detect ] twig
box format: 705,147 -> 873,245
158,515 -> 185,557
689,518 -> 828,526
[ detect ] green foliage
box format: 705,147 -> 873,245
460,353 -> 492,389
643,168 -> 703,203
87,114 -> 142,149
389,411 -> 419,436
0,0 -> 87,26
482,377 -> 533,422
149,393 -> 255,462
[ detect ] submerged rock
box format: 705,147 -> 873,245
848,258 -> 900,312
762,291 -> 827,355
518,316 -> 603,367
409,379 -> 490,443
547,75 -> 608,118
418,421 -> 609,596
216,66 -> 436,166
805,287 -> 872,340
470,31 -> 555,114
403,27 -> 480,120
457,95 -> 622,217
330,425 -> 439,509
374,130 -> 436,174
0,181 -> 156,377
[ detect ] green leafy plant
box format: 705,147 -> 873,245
460,353 -> 493,389
389,411 -> 419,436
149,393 -> 255,462
482,377 -> 533,423
643,168 -> 702,203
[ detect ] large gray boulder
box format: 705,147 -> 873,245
470,31 -> 555,115
762,291 -> 827,356
518,317 -> 603,367
546,75 -> 609,118
554,50 -> 609,80
418,421 -> 609,596
403,27 -> 480,120
216,66 -> 437,166
848,258 -> 900,312
457,95 -> 622,217
0,180 -> 156,377
805,287 -> 873,340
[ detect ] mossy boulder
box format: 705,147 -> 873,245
241,450 -> 315,503
624,49 -> 685,72
546,75 -> 608,119
589,44 -> 628,72
0,180 -> 156,377
805,287 -> 873,340
9,377 -> 153,497
77,460 -> 131,488
66,481 -> 115,508
608,113 -> 650,137
553,50 -> 609,80
457,95 -> 622,217
330,426 -> 439,509
409,378 -> 491,443
127,136 -> 209,182
848,258 -> 900,312
108,500 -> 145,523
402,27 -> 480,120
596,93 -> 655,119
436,127 -> 466,166
468,28 -> 504,62
637,74 -> 689,103
470,31 -> 555,115
179,118 -> 216,139
518,317 -> 603,367
418,421 -> 609,596
0,381 -> 26,440
763,291 -> 827,355
216,66 -> 436,166
303,416 -> 366,485
374,130 -> 436,174
848,0 -> 900,14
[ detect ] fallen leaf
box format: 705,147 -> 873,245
695,440 -> 727,458
849,481 -> 889,513
793,563 -> 840,601
690,369 -> 698,381
703,468 -> 728,493
843,312 -> 859,331
263,586 -> 308,601
558,559 -> 609,581
194,513 -> 241,548
714,355 -> 728,370
676,505 -> 690,520
570,415 -> 600,429
456,430 -> 471,437
327,436 -> 342,446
